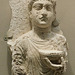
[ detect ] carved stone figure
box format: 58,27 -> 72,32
7,0 -> 68,75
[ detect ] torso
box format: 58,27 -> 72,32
17,30 -> 66,75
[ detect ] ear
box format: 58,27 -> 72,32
29,11 -> 32,19
52,18 -> 59,27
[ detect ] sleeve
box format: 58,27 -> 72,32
11,40 -> 27,75
57,35 -> 68,62
63,42 -> 68,62
60,36 -> 68,63
60,36 -> 69,72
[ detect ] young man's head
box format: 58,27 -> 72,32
28,0 -> 56,28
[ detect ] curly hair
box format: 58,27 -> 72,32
28,0 -> 56,13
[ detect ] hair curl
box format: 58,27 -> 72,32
28,0 -> 56,13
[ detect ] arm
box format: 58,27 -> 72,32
61,42 -> 68,72
40,38 -> 68,71
11,40 -> 26,75
39,50 -> 65,57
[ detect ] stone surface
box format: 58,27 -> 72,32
7,0 -> 31,40
7,0 -> 68,75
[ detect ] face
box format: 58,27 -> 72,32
30,0 -> 55,28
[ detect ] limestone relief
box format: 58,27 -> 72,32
6,0 -> 68,75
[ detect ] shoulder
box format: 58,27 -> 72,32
16,31 -> 32,43
55,33 -> 66,41
14,31 -> 32,48
52,32 -> 67,45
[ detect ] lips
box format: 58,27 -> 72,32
39,17 -> 47,21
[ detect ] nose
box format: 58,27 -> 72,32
42,14 -> 47,18
41,7 -> 47,17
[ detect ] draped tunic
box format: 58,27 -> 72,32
11,30 -> 68,75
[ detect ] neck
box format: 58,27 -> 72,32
32,24 -> 52,40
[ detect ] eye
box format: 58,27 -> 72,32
33,4 -> 43,10
46,5 -> 53,11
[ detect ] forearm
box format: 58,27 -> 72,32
39,50 -> 65,57
43,57 -> 63,70
12,64 -> 26,75
12,53 -> 26,75
11,42 -> 26,75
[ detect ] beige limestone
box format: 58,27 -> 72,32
7,0 -> 68,75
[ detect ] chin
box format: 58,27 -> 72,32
37,24 -> 50,28
39,22 -> 47,25
37,22 -> 50,28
